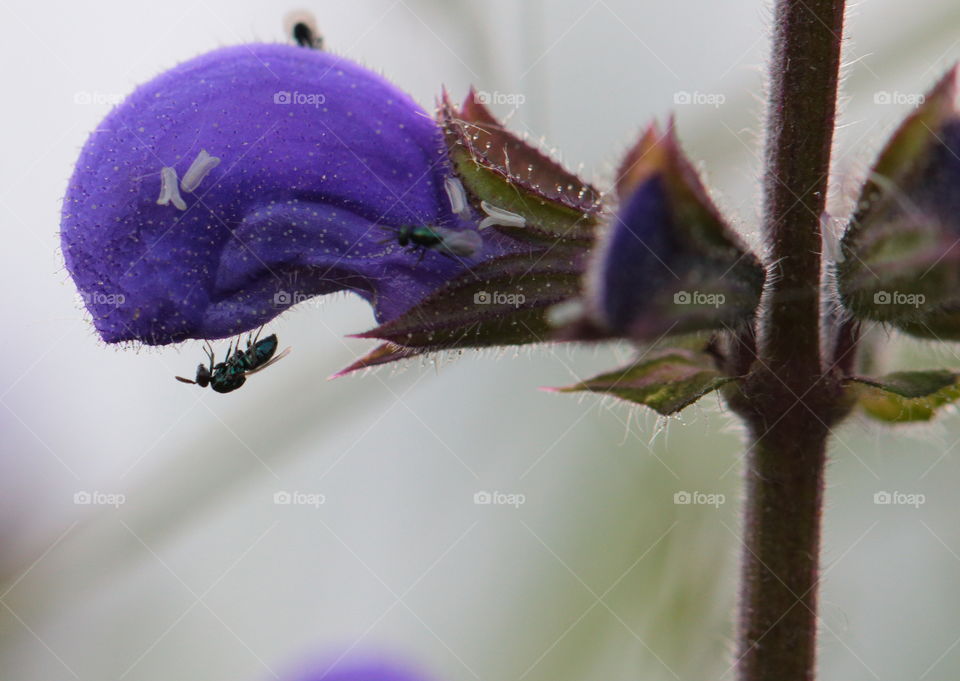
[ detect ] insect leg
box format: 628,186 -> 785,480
204,341 -> 215,369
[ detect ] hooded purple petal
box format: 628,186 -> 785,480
61,43 -> 510,345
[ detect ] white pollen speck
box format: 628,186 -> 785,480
157,166 -> 187,210
444,177 -> 469,217
478,201 -> 525,230
180,149 -> 221,193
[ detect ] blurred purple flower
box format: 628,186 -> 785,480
287,657 -> 434,681
61,43 -> 521,345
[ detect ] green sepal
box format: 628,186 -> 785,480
848,370 -> 960,422
549,349 -> 735,415
353,248 -> 585,349
838,67 -> 960,334
439,89 -> 603,245
330,343 -> 426,378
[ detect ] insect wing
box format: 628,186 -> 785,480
438,228 -> 482,257
244,347 -> 292,376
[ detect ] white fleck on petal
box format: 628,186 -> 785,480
180,149 -> 221,193
157,166 -> 187,210
478,200 -> 525,230
546,299 -> 584,328
444,176 -> 469,217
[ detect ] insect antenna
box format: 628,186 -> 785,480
374,223 -> 400,245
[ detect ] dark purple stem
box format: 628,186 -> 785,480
732,1 -> 847,680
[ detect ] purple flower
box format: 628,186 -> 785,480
61,43 -> 520,345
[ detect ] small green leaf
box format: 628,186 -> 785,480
550,349 -> 735,415
848,370 -> 960,422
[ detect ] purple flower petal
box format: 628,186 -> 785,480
595,174 -> 677,332
61,43 -> 513,345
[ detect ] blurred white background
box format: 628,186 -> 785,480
3,1 -> 960,680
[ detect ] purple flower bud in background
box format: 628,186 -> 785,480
839,66 -> 960,339
594,172 -> 676,334
61,43 -> 520,345
563,123 -> 763,341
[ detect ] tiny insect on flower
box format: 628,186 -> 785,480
284,9 -> 324,50
385,224 -> 483,259
175,329 -> 290,393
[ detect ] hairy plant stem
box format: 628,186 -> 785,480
732,0 -> 847,680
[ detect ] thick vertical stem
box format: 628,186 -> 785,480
759,0 -> 845,378
737,418 -> 829,680
734,1 -> 846,680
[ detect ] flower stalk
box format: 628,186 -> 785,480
732,0 -> 847,679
